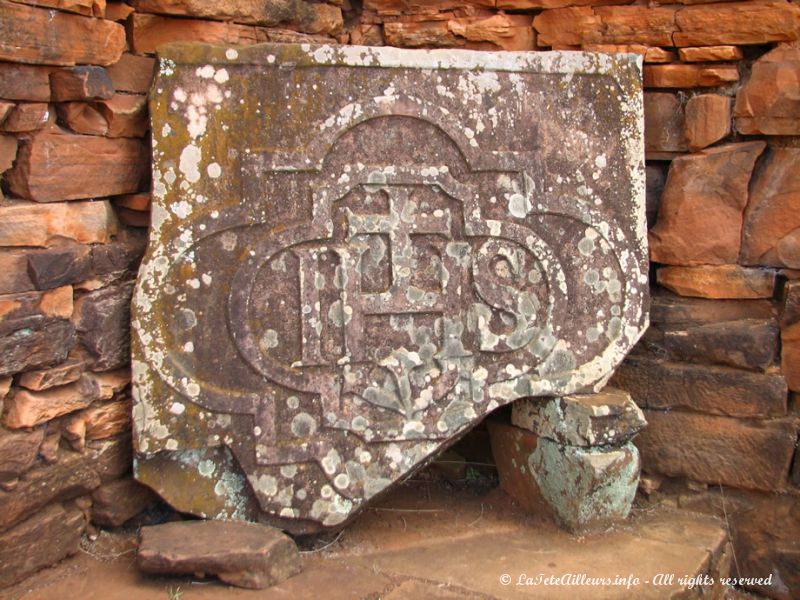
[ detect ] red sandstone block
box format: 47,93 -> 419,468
9,0 -> 105,17
644,64 -> 739,88
684,94 -> 731,152
0,251 -> 35,294
534,6 -> 676,47
0,101 -> 15,124
134,0 -> 343,35
105,1 -> 133,21
385,13 -> 534,50
50,66 -> 115,101
0,504 -> 85,588
106,54 -> 156,94
0,1 -> 125,66
0,134 -> 17,172
90,477 -> 157,527
364,0 -> 494,14
130,12 -> 266,54
384,20 -> 461,47
115,192 -> 151,211
0,200 -> 118,247
636,409 -> 795,491
0,285 -> 73,326
0,425 -> 43,482
448,14 -> 535,51
0,64 -> 52,102
500,0 -> 633,7
584,44 -> 676,63
649,142 -> 765,266
97,94 -> 149,138
674,1 -> 800,47
679,46 -> 743,62
56,102 -> 108,136
18,358 -> 84,391
6,128 -> 148,202
735,47 -> 800,136
782,322 -> 800,392
644,92 -> 687,154
1,103 -> 52,133
2,378 -> 97,429
657,265 -> 776,300
0,437 -> 131,532
65,398 -> 131,451
741,147 -> 800,269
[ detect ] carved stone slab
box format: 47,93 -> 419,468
133,43 -> 648,533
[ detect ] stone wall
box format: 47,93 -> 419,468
0,0 -> 798,595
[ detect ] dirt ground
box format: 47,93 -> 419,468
2,475 -> 747,600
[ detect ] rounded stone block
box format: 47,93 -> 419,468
488,420 -> 641,532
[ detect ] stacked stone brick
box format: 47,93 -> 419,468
0,1 -> 153,589
0,0 -> 346,589
0,0 -> 799,597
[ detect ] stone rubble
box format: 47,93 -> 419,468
494,388 -> 647,531
489,415 -> 642,532
137,520 -> 303,589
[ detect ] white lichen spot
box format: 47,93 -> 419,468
169,401 -> 185,415
198,460 -> 215,477
321,448 -> 341,475
291,412 -> 317,438
170,200 -> 191,218
205,84 -> 223,104
219,231 -> 237,252
214,68 -> 229,84
207,162 -> 222,178
179,144 -> 202,183
225,48 -> 239,60
263,329 -> 279,349
253,474 -> 277,496
196,65 -> 215,79
508,193 -> 530,219
151,421 -> 169,440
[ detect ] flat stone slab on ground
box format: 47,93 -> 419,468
137,519 -> 302,589
133,42 -> 648,532
9,483 -> 730,600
